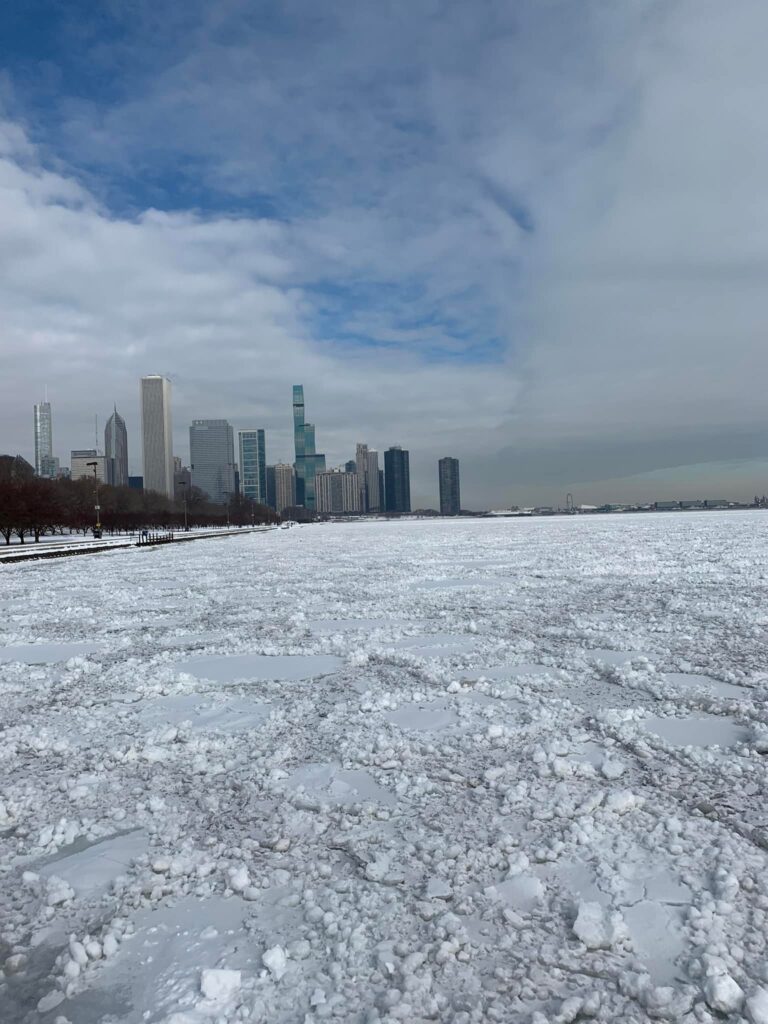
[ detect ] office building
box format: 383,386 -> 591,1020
344,460 -> 357,474
384,446 -> 411,514
71,450 -> 106,482
174,460 -> 192,501
438,457 -> 461,516
104,406 -> 129,487
238,429 -> 267,504
274,463 -> 296,514
365,449 -> 380,512
292,385 -> 326,511
140,375 -> 174,498
190,419 -> 235,504
34,401 -> 55,477
266,465 -> 277,510
128,476 -> 143,490
316,469 -> 361,514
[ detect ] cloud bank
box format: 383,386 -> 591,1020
1,0 -> 766,506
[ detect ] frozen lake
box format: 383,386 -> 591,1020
1,512 -> 768,1023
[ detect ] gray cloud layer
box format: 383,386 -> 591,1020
1,0 -> 766,507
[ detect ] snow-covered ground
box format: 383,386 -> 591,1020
1,512 -> 768,1024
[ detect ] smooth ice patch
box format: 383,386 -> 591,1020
642,714 -> 749,748
286,763 -> 396,806
466,662 -> 558,683
0,641 -> 103,664
385,634 -> 478,658
624,900 -> 687,984
385,701 -> 460,731
141,694 -> 271,732
663,672 -> 748,700
38,830 -> 148,896
497,874 -> 545,913
176,653 -> 342,682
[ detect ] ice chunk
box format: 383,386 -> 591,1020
263,945 -> 288,980
705,973 -> 744,1014
201,968 -> 241,1001
746,988 -> 768,1024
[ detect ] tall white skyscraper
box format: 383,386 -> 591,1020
34,401 -> 56,477
140,375 -> 174,498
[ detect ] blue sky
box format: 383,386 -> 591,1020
1,0 -> 767,506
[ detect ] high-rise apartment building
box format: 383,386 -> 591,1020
292,385 -> 325,511
274,463 -> 296,514
316,469 -> 361,515
438,457 -> 461,516
384,446 -> 411,514
140,375 -> 174,498
238,429 -> 267,504
105,407 -> 129,487
71,450 -> 106,482
34,401 -> 56,478
190,420 -> 235,504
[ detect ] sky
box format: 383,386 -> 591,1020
1,0 -> 766,509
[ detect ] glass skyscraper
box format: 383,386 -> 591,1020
438,457 -> 461,515
238,429 -> 267,504
34,401 -> 56,477
190,419 -> 235,504
105,407 -> 129,487
292,384 -> 325,511
384,446 -> 411,513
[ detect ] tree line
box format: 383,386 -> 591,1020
0,456 -> 279,544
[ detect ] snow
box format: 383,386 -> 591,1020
2,511 -> 768,1023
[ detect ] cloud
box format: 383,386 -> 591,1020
1,0 -> 767,507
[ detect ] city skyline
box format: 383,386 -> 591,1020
2,3 -> 767,507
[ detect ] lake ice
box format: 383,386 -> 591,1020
2,512 -> 767,1023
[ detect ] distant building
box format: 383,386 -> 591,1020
316,469 -> 361,514
366,449 -> 380,512
128,475 -> 143,490
190,419 -> 235,504
293,385 -> 326,510
438,457 -> 461,516
344,460 -> 357,474
140,375 -> 174,498
71,450 -> 106,482
104,406 -> 129,487
274,463 -> 296,514
238,429 -> 267,504
174,463 -> 192,501
266,465 -> 277,509
384,446 -> 411,513
34,401 -> 55,477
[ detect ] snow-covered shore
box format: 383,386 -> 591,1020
1,513 -> 767,1023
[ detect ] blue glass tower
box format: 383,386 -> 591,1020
238,429 -> 267,503
292,385 -> 325,510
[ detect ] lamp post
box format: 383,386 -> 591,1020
86,461 -> 102,538
180,479 -> 189,532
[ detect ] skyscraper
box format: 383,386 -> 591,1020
190,420 -> 235,504
238,429 -> 267,504
292,385 -> 326,511
140,375 -> 174,498
366,449 -> 380,512
355,443 -> 369,510
384,446 -> 411,514
274,463 -> 296,514
266,465 -> 277,510
438,457 -> 461,516
316,469 -> 361,514
34,401 -> 57,478
105,407 -> 129,487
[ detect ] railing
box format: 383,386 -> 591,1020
136,531 -> 175,547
